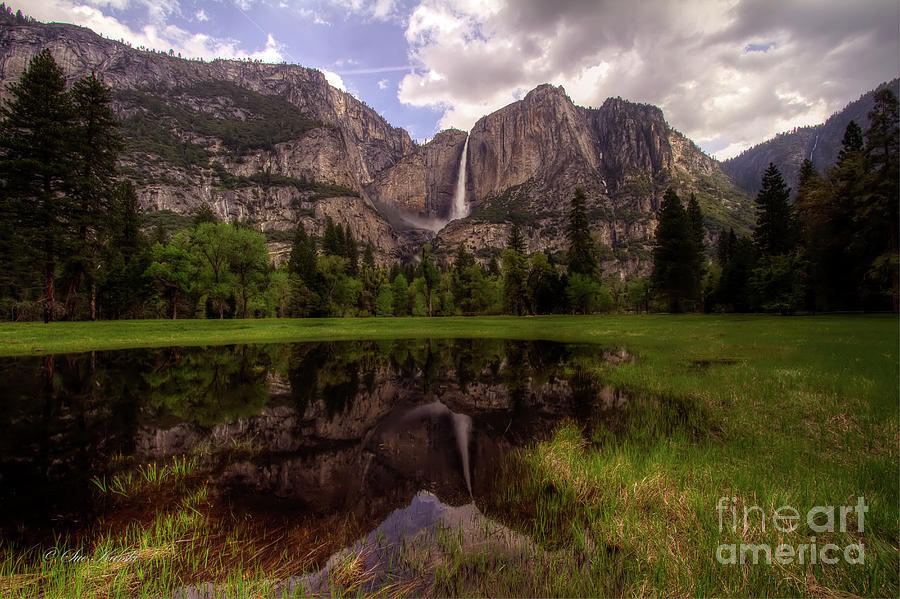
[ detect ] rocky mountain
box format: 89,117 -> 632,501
722,79 -> 899,195
428,85 -> 753,270
0,21 -> 414,261
0,20 -> 755,275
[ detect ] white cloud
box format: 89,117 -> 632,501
247,33 -> 285,62
195,9 -> 209,22
397,0 -> 900,158
322,69 -> 347,91
296,6 -> 331,25
377,78 -> 389,90
322,0 -> 400,22
26,0 -> 288,62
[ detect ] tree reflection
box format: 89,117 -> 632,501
143,345 -> 272,427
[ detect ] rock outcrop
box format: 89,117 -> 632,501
422,86 -> 753,271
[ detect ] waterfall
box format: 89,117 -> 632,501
394,400 -> 474,499
451,134 -> 470,220
450,410 -> 474,499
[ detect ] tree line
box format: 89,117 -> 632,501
1,50 -> 895,320
0,50 -> 628,321
666,88 -> 899,314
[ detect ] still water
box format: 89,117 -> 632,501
0,339 -> 633,551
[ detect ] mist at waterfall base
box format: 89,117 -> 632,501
0,339 -> 640,549
378,133 -> 471,234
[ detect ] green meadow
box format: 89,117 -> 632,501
1,314 -> 897,597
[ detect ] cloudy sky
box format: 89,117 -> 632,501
21,0 -> 900,158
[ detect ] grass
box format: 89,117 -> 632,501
0,314 -> 890,358
0,314 -> 897,597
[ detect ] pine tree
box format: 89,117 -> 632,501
753,163 -> 797,257
0,49 -> 77,322
288,223 -> 318,284
823,124 -> 869,309
344,226 -> 358,276
750,164 -> 805,313
192,204 -> 218,227
714,228 -> 755,312
63,72 -> 123,319
419,244 -> 441,316
502,226 -> 528,315
322,217 -> 341,256
507,223 -> 525,254
837,120 -> 864,163
98,180 -> 149,319
861,89 -> 900,311
652,188 -> 699,312
566,188 -> 597,276
686,193 -> 706,303
391,273 -> 409,316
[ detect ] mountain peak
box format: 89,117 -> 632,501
523,83 -> 570,104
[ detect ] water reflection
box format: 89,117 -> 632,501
0,339 -> 631,546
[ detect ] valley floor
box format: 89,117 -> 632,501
1,314 -> 897,597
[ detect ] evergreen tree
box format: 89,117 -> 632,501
753,163 -> 797,256
487,255 -> 501,278
686,193 -> 706,306
820,123 -> 868,309
344,225 -> 358,276
861,89 -> 899,311
837,120 -> 864,163
502,226 -> 528,315
527,252 -> 562,314
362,243 -> 376,272
288,222 -> 318,284
391,273 -> 410,316
63,72 -> 122,319
507,223 -> 525,254
98,180 -> 149,319
0,49 -> 77,322
322,217 -> 342,256
750,164 -> 805,313
502,250 -> 528,315
652,188 -> 698,312
419,244 -> 441,316
358,242 -> 381,314
566,187 -> 597,276
714,229 -> 755,312
794,160 -> 828,309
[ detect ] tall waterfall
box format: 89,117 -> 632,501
451,134 -> 470,220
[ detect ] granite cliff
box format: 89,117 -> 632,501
0,20 -> 756,274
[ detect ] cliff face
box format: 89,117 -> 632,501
0,22 -> 416,262
415,86 -> 753,271
365,129 -> 467,221
0,23 -> 414,185
0,21 -> 756,274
